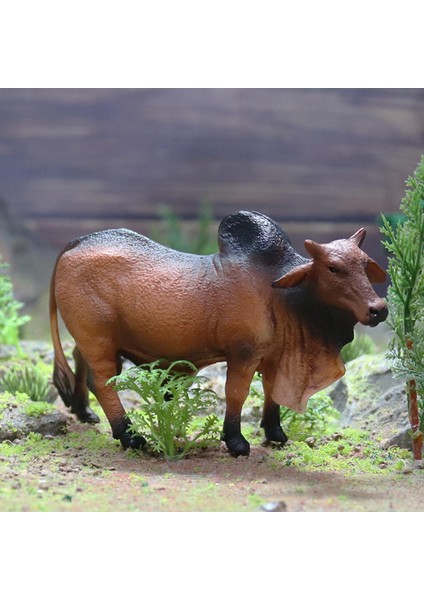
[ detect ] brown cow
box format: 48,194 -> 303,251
50,211 -> 387,457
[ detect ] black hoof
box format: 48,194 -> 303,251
119,431 -> 147,450
224,435 -> 250,457
112,416 -> 146,450
263,425 -> 288,445
73,407 -> 100,424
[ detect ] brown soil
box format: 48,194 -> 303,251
1,419 -> 424,512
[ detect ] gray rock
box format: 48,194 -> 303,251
0,345 -> 16,360
260,501 -> 288,512
0,402 -> 68,442
329,354 -> 412,450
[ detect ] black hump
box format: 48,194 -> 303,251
218,211 -> 293,266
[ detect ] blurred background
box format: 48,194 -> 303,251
0,88 -> 423,339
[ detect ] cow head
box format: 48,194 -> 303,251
272,228 -> 388,327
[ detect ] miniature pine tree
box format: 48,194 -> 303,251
380,155 -> 424,460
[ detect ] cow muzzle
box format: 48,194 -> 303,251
365,301 -> 388,327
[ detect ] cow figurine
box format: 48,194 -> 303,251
50,211 -> 388,457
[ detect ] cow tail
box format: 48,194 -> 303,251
49,254 -> 75,407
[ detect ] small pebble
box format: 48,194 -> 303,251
260,501 -> 287,512
305,437 -> 315,447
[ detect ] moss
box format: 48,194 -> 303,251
268,427 -> 412,475
23,401 -> 56,418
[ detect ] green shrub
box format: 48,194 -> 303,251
109,360 -> 221,459
0,364 -> 51,403
248,374 -> 338,439
341,332 -> 377,364
279,390 -> 339,438
0,259 -> 30,346
152,200 -> 217,254
380,154 -> 424,459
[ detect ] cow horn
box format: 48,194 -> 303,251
304,239 -> 325,259
349,228 -> 366,247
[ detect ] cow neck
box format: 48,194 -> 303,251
267,286 -> 355,412
280,284 -> 356,352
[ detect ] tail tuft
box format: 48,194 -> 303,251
53,361 -> 75,407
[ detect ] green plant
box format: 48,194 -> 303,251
153,200 -> 217,254
23,400 -> 56,417
380,155 -> 424,459
341,332 -> 378,363
0,260 -> 30,346
248,374 -> 338,438
109,360 -> 221,459
0,364 -> 51,403
280,390 -> 339,437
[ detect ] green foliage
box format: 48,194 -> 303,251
270,428 -> 411,475
109,360 -> 221,459
378,212 -> 407,248
380,155 -> 424,428
341,332 -> 378,364
279,390 -> 339,438
23,400 -> 56,417
153,200 -> 217,254
0,260 -> 30,346
0,364 -> 51,403
248,374 -> 338,438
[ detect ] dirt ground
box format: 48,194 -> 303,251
1,418 -> 424,512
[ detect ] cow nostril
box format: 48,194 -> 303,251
369,305 -> 388,322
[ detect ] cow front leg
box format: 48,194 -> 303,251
260,397 -> 288,445
260,364 -> 288,445
222,362 -> 256,457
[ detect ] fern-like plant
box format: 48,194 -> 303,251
109,360 -> 221,459
380,155 -> 424,459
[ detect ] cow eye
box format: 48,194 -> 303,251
328,265 -> 341,274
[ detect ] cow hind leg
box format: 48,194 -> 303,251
70,346 -> 100,424
81,348 -> 146,450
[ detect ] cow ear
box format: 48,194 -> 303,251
272,263 -> 312,288
349,228 -> 366,247
366,258 -> 386,284
304,239 -> 325,259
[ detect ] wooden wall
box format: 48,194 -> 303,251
1,88 -> 423,311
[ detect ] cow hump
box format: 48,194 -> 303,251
218,211 -> 293,266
